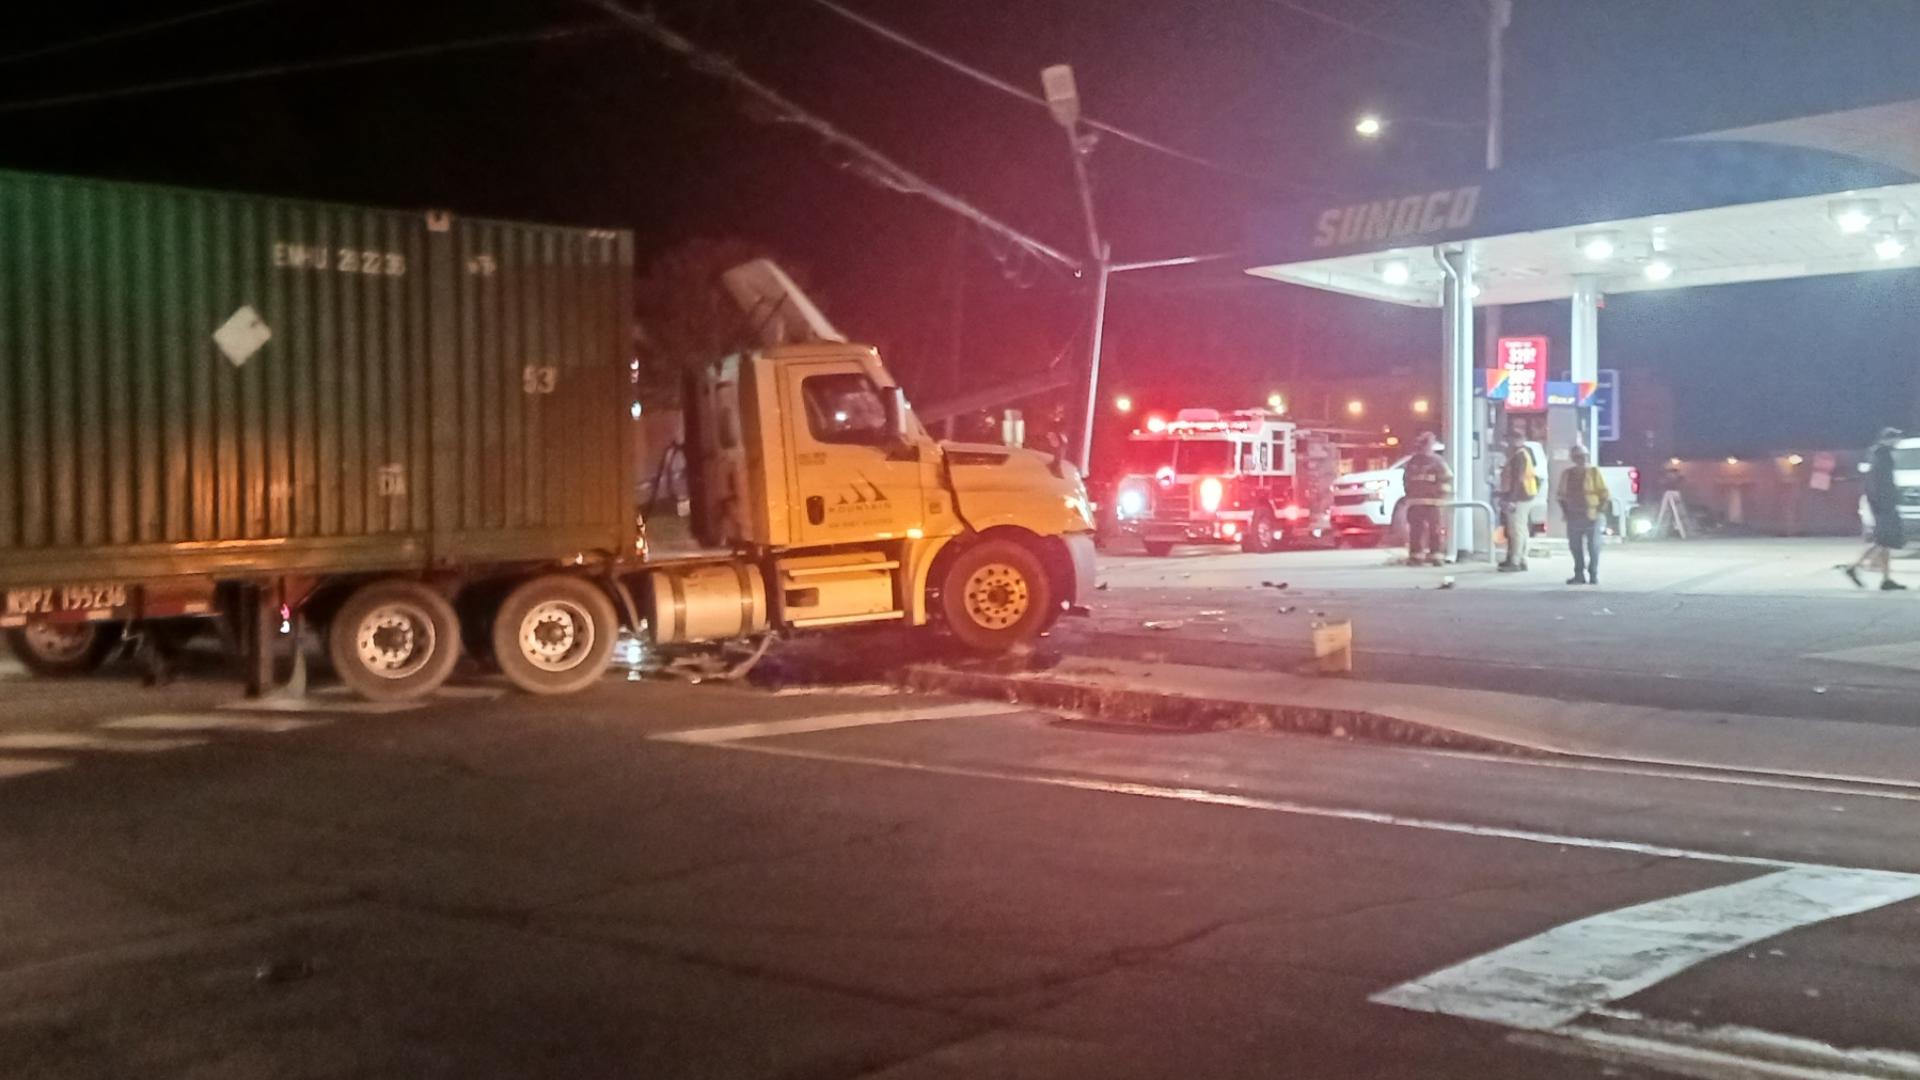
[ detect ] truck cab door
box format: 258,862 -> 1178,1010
779,363 -> 928,548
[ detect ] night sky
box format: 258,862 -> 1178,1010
5,0 -> 1920,456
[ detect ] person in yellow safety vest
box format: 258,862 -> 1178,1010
1557,444 -> 1612,586
1401,432 -> 1454,566
1497,431 -> 1539,573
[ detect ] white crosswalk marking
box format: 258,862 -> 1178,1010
0,732 -> 204,753
102,713 -> 324,734
0,757 -> 72,780
653,701 -> 1026,745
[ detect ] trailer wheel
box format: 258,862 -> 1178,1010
491,575 -> 619,696
940,539 -> 1053,654
6,623 -> 121,677
327,580 -> 461,702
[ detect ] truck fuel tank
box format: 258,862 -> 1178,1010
647,562 -> 769,645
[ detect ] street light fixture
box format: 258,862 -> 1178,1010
1354,113 -> 1383,138
1346,399 -> 1365,418
1412,398 -> 1430,416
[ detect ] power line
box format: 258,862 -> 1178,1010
583,0 -> 1083,274
808,0 -> 1325,194
0,24 -> 614,115
1264,0 -> 1475,59
0,0 -> 287,69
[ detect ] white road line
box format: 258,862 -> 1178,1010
1370,866 -> 1920,1031
685,737 -> 1824,870
221,685 -> 506,714
1404,744 -> 1920,802
0,732 -> 204,754
1523,1017 -> 1920,1080
102,713 -> 324,734
1805,641 -> 1920,673
653,701 -> 1028,745
0,757 -> 72,780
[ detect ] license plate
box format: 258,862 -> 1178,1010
4,583 -> 131,619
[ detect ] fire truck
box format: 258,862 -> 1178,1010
1109,409 -> 1340,556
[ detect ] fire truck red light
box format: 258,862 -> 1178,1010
1145,416 -> 1168,433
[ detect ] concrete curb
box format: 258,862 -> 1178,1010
903,665 -> 1541,757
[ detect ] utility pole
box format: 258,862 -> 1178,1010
1041,64 -> 1111,475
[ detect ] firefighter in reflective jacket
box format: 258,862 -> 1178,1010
1402,432 -> 1453,566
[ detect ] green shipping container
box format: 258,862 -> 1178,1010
0,169 -> 636,588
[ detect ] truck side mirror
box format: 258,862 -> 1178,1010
883,386 -> 911,447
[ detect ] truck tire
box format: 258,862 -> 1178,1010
1242,509 -> 1277,554
491,575 -> 619,696
6,623 -> 121,677
1142,540 -> 1174,557
939,539 -> 1054,654
327,580 -> 461,702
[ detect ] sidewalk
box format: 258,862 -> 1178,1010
909,655 -> 1920,789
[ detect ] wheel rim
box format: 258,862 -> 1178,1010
354,603 -> 436,680
517,599 -> 596,673
1257,519 -> 1273,545
21,623 -> 94,663
962,563 -> 1031,630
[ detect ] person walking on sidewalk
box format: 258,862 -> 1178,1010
1844,427 -> 1907,591
1557,445 -> 1610,585
1497,431 -> 1539,572
1402,432 -> 1453,566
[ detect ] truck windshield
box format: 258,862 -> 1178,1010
1175,441 -> 1235,475
1120,440 -> 1175,474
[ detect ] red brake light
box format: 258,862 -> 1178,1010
1629,468 -> 1641,494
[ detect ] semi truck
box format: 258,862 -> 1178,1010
0,169 -> 1095,700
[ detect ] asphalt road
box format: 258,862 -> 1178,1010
5,663 -> 1920,1079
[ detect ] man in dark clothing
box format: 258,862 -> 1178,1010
1402,432 -> 1453,566
1845,427 -> 1907,590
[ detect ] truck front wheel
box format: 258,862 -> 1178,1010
940,539 -> 1053,654
6,623 -> 121,677
491,575 -> 619,696
328,580 -> 461,702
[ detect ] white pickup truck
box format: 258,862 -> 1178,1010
1330,443 -> 1638,546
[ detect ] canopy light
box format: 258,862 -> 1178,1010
1377,257 -> 1411,285
1466,281 -> 1482,299
1830,198 -> 1879,234
1575,231 -> 1618,262
1643,258 -> 1674,282
1874,232 -> 1910,261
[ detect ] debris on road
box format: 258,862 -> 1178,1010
1261,580 -> 1290,590
1143,620 -> 1185,631
1438,577 -> 1455,590
1095,582 -> 1110,591
255,957 -> 314,985
1277,606 -> 1296,614
1199,609 -> 1227,617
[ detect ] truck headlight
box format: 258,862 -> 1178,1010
1117,486 -> 1147,518
1198,476 -> 1225,513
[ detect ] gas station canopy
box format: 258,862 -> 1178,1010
1244,99 -> 1920,307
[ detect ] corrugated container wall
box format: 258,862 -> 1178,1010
0,170 -> 635,586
